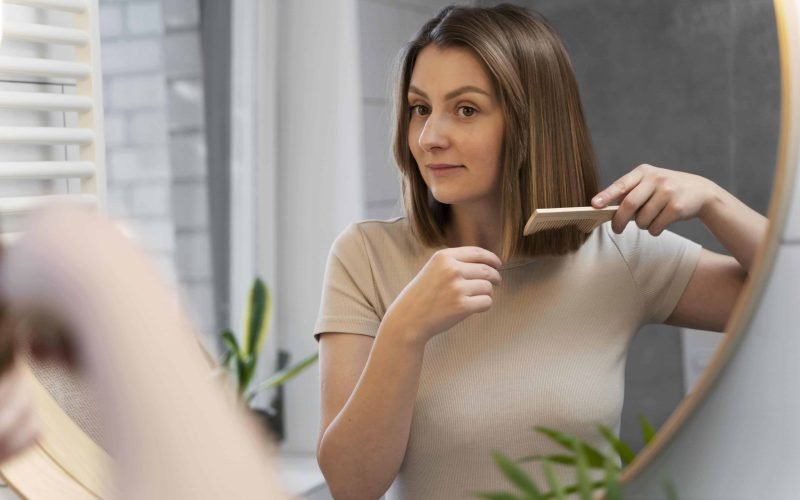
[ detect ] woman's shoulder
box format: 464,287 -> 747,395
338,216 -> 408,241
333,216 -> 419,259
584,220 -> 701,268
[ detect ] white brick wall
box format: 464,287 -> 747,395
101,39 -> 163,74
126,2 -> 164,35
106,74 -> 166,110
163,0 -> 199,29
163,0 -> 216,338
100,0 -> 215,337
129,110 -> 169,145
100,4 -> 124,38
109,147 -> 170,182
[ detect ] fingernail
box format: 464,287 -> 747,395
592,196 -> 603,205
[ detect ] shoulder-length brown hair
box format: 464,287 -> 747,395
392,4 -> 599,261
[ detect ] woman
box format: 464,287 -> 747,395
0,207 -> 290,499
315,4 -> 764,499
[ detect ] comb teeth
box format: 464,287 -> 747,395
525,218 -> 599,234
523,206 -> 619,236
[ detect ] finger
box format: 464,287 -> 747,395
460,279 -> 494,298
446,246 -> 503,269
612,179 -> 657,233
0,315 -> 18,377
0,371 -> 30,434
461,295 -> 493,314
459,262 -> 502,286
0,363 -> 23,403
634,189 -> 670,230
0,412 -> 39,462
648,204 -> 679,236
592,167 -> 646,207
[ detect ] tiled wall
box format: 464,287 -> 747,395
163,0 -> 215,339
99,0 -> 215,338
100,0 -> 176,282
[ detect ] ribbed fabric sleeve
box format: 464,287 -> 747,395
605,223 -> 702,325
313,223 -> 381,339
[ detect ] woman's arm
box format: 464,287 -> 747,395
592,164 -> 768,331
317,246 -> 502,499
0,207 -> 289,500
318,328 -> 425,500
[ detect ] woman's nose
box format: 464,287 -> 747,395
418,114 -> 450,152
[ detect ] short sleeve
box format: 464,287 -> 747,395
605,223 -> 702,325
313,223 -> 381,341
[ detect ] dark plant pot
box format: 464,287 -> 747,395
252,404 -> 284,443
250,349 -> 290,442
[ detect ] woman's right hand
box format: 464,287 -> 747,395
383,246 -> 502,345
0,362 -> 40,463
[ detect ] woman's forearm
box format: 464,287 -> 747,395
318,321 -> 426,500
64,244 -> 286,499
3,209 -> 289,500
699,181 -> 769,273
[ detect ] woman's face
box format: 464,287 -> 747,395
407,45 -> 505,208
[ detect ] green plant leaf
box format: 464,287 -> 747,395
221,329 -> 242,359
491,451 -> 543,499
243,278 -> 270,356
247,352 -> 319,400
570,439 -> 593,500
221,329 -> 243,388
541,459 -> 566,500
604,457 -> 622,500
533,427 -> 608,469
240,353 -> 258,395
663,478 -> 679,500
638,415 -> 656,445
237,353 -> 253,396
475,493 -> 523,500
540,480 -> 605,500
220,349 -> 234,368
519,454 -> 578,467
597,424 -> 635,466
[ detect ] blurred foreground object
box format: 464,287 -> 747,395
0,207 -> 289,499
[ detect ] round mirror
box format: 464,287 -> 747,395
353,0 -> 784,496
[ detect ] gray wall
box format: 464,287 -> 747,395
480,0 -> 780,449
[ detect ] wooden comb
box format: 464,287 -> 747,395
523,206 -> 619,236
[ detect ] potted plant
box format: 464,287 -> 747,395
479,416 -> 678,500
218,277 -> 318,441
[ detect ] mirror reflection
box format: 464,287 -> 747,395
315,2 -> 778,498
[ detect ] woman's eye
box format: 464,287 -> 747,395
410,104 -> 430,116
458,106 -> 477,117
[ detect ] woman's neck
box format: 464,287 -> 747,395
445,201 -> 504,257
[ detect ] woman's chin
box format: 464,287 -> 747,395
430,189 -> 482,206
429,187 -> 465,205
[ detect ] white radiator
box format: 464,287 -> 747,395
0,0 -> 105,242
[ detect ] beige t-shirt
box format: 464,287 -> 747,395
314,217 -> 701,499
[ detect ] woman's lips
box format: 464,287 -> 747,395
428,164 -> 464,176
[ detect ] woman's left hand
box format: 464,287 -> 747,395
591,164 -> 718,236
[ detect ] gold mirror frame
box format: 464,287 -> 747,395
620,0 -> 800,485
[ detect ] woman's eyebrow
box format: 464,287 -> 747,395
408,85 -> 491,100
